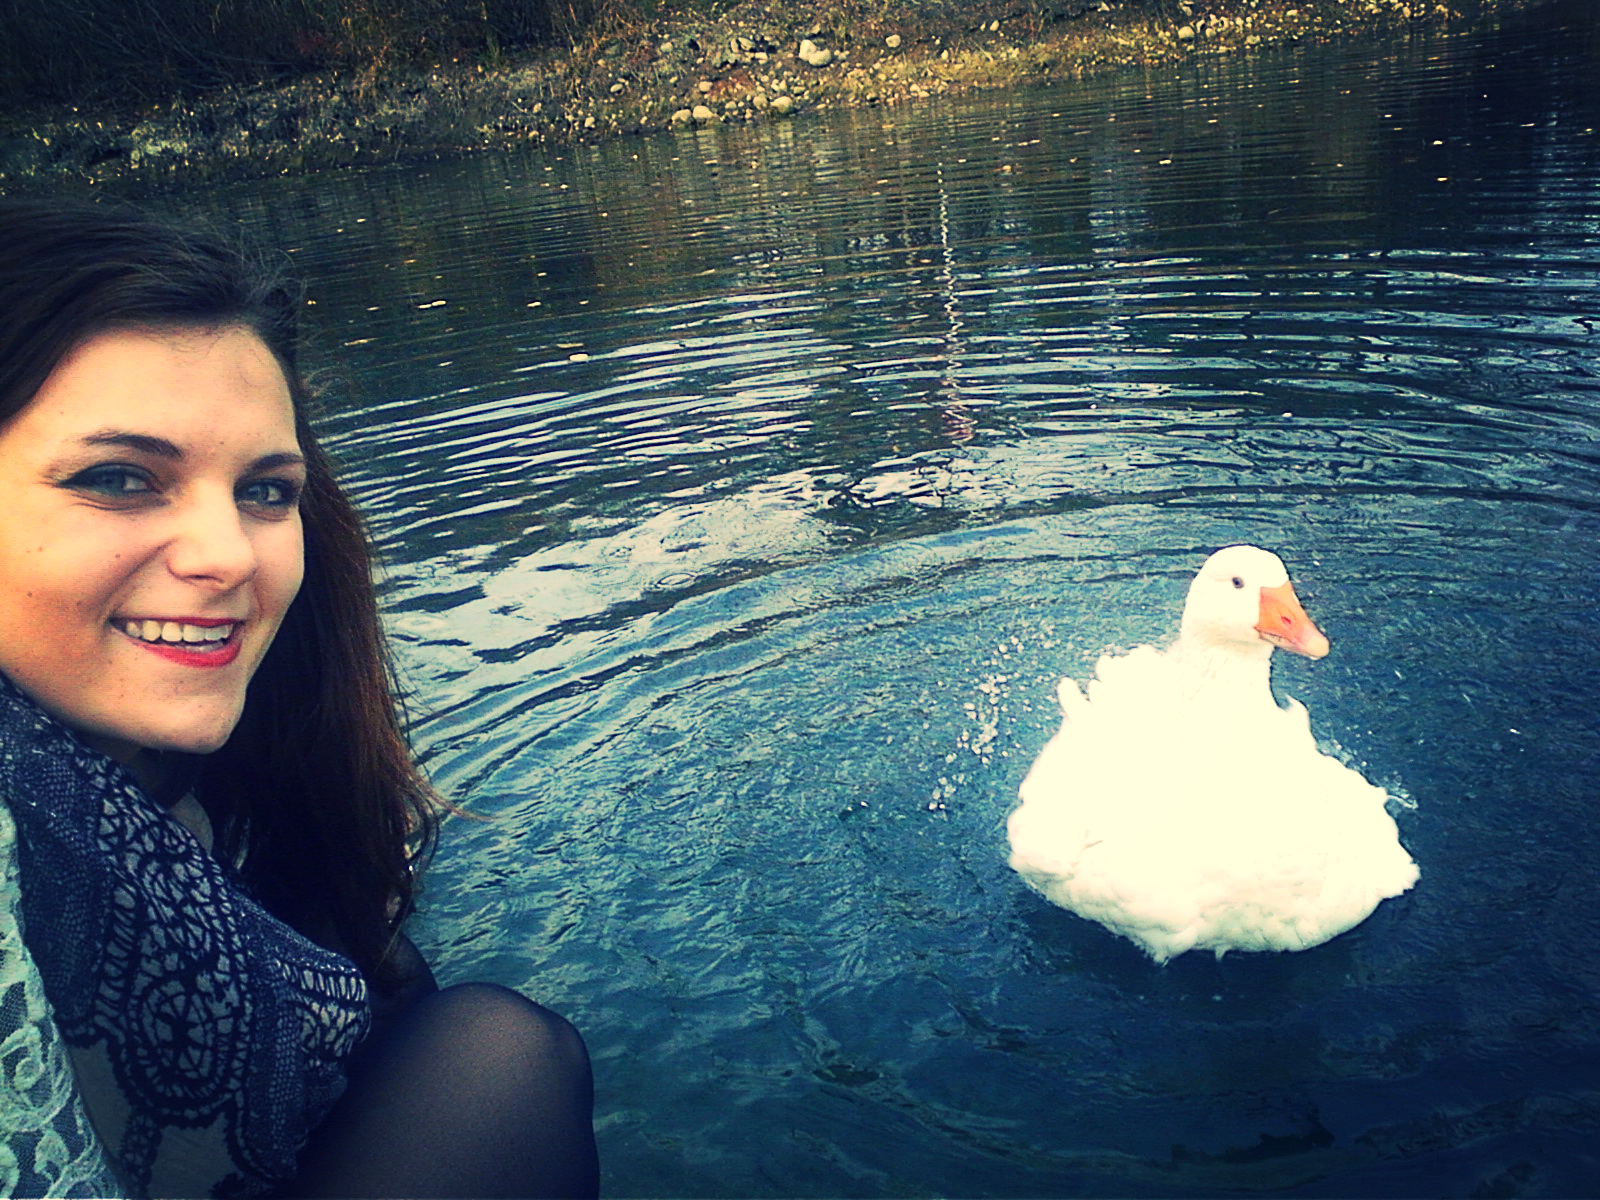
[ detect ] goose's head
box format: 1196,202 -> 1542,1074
1178,545 -> 1330,660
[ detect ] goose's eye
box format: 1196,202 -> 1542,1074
1231,576 -> 1245,589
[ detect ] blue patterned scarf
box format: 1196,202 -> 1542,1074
0,672 -> 370,1197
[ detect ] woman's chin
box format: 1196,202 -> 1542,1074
149,723 -> 238,756
163,732 -> 233,756
78,713 -> 241,761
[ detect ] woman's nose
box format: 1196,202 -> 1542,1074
165,490 -> 258,588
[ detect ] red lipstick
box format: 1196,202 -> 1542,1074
136,639 -> 242,668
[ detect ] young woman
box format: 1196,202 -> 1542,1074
0,196 -> 599,1198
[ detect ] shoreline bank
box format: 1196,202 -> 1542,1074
0,0 -> 1547,190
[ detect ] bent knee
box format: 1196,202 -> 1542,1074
427,983 -> 591,1082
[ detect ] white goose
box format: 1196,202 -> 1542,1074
1007,545 -> 1418,962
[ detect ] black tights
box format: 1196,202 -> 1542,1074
288,983 -> 599,1198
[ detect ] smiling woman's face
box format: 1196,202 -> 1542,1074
0,324 -> 307,760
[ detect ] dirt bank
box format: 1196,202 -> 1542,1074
0,0 -> 1542,190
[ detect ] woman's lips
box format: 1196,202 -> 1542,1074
117,618 -> 243,668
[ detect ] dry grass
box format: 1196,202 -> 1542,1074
0,0 -> 614,102
0,0 -> 1498,106
0,0 -> 1539,187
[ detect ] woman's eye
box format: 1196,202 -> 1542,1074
238,477 -> 302,510
70,465 -> 155,497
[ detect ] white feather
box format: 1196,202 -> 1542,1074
1007,545 -> 1419,963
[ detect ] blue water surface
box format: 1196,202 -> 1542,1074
192,2 -> 1600,1193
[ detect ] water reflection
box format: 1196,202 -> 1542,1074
182,2 -> 1600,1194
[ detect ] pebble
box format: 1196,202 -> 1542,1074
798,39 -> 834,67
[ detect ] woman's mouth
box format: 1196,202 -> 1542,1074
121,619 -> 236,645
118,619 -> 243,667
120,620 -> 235,649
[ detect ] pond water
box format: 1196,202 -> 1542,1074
191,2 -> 1600,1194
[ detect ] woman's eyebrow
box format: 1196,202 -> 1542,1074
81,430 -> 182,458
78,431 -> 306,472
253,451 -> 308,471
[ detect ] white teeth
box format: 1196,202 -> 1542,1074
121,620 -> 236,645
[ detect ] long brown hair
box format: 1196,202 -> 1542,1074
0,195 -> 439,990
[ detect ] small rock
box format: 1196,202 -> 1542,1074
698,79 -> 714,93
798,39 -> 834,67
770,95 -> 794,115
691,104 -> 716,123
671,108 -> 693,123
659,40 -> 673,54
885,34 -> 902,49
609,82 -> 623,94
1177,24 -> 1196,39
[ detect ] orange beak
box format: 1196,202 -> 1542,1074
1255,581 -> 1330,659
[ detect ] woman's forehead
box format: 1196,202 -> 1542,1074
12,324 -> 298,449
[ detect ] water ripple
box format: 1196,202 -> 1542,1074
201,5 -> 1600,1194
